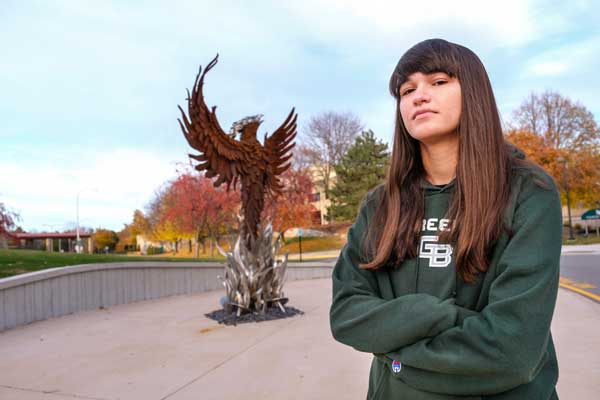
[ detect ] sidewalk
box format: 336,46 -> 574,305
286,249 -> 341,261
0,279 -> 598,399
560,243 -> 600,254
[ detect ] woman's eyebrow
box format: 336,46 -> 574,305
400,77 -> 415,89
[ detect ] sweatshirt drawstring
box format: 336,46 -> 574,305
415,187 -> 426,293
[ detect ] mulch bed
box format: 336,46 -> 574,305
205,305 -> 305,326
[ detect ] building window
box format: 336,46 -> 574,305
311,210 -> 322,226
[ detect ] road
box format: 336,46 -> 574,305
290,245 -> 600,303
560,251 -> 600,303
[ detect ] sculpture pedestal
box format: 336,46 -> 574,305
216,219 -> 289,316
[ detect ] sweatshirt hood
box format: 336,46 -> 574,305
508,143 -> 526,160
420,178 -> 456,194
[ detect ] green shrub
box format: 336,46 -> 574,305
146,245 -> 164,255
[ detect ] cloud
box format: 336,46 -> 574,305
527,61 -> 568,77
2,0 -> 599,233
282,0 -> 539,48
0,147 -> 184,231
521,35 -> 600,78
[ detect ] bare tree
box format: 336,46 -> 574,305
144,184 -> 170,240
511,90 -> 599,150
0,200 -> 19,249
292,143 -> 320,171
300,111 -> 363,205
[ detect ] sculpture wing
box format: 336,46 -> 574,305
177,54 -> 250,191
263,108 -> 298,195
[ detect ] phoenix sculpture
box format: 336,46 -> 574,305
177,54 -> 297,316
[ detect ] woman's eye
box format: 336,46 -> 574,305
401,88 -> 414,96
433,80 -> 447,86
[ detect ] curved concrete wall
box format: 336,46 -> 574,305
0,261 -> 334,332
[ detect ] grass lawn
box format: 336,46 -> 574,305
563,235 -> 600,245
0,235 -> 348,279
279,235 -> 346,254
0,249 -> 222,279
10,231 -> 596,280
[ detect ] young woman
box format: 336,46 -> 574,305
329,39 -> 562,399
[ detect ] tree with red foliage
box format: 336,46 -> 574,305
202,184 -> 241,256
174,171 -> 240,256
263,166 -> 316,240
149,171 -> 241,257
145,166 -> 313,253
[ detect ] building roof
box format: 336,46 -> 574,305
14,232 -> 92,240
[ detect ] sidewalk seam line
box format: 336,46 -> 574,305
0,384 -> 110,400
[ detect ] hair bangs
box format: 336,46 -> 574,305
389,39 -> 460,99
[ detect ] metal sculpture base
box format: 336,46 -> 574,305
215,218 -> 289,317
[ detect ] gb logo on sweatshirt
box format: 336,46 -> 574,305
392,360 -> 402,373
420,218 -> 454,268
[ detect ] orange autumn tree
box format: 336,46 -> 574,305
116,210 -> 150,252
562,148 -> 600,206
504,129 -> 567,180
508,91 -> 600,208
505,129 -> 600,207
145,184 -> 185,252
116,224 -> 134,252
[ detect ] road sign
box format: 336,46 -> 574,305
581,209 -> 600,220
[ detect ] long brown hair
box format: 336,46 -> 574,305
360,39 -> 515,283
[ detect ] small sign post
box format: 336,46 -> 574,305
298,228 -> 303,262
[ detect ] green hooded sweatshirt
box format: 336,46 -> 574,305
329,155 -> 562,399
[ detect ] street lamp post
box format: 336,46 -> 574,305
76,192 -> 82,253
557,157 -> 575,241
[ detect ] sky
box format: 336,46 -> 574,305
1,0 -> 599,232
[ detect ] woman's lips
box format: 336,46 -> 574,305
414,111 -> 435,120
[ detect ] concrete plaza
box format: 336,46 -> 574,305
0,276 -> 598,399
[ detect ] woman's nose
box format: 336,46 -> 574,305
412,87 -> 431,105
